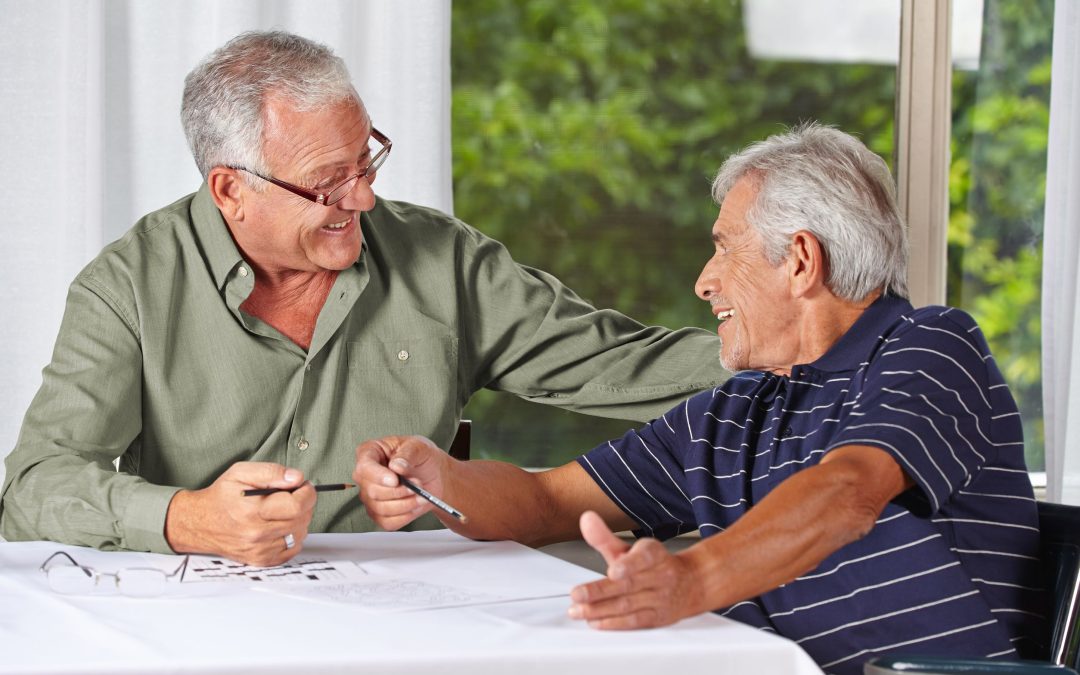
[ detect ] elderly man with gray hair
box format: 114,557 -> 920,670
0,31 -> 725,564
354,123 -> 1044,674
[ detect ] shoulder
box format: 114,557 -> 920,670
77,192 -> 199,293
872,304 -> 992,364
70,193 -> 207,335
365,198 -> 534,287
859,303 -> 1007,414
365,198 -> 479,241
364,198 -> 503,259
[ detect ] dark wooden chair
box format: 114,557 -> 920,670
864,501 -> 1080,674
448,419 -> 471,461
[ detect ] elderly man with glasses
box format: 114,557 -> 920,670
0,31 -> 725,565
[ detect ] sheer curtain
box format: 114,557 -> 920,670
0,0 -> 451,488
1042,1 -> 1080,503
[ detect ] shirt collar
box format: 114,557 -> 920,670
805,294 -> 914,373
189,183 -> 369,291
190,183 -> 245,291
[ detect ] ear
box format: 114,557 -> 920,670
207,167 -> 246,222
787,230 -> 827,298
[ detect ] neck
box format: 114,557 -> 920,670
241,268 -> 339,351
767,291 -> 879,377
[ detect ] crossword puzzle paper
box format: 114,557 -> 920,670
255,577 -> 508,611
184,557 -> 368,583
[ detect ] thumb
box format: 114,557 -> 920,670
580,510 -> 630,569
385,436 -> 444,484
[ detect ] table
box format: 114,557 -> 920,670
0,530 -> 822,675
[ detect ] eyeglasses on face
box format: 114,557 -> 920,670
40,550 -> 190,598
229,127 -> 392,207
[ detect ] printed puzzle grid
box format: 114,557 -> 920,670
184,558 -> 365,583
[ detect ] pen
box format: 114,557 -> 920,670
242,483 -> 357,497
399,476 -> 469,523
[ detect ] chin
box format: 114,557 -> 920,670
719,348 -> 748,372
318,245 -> 362,270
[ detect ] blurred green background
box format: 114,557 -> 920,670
451,0 -> 1051,470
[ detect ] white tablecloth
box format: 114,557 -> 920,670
0,530 -> 822,675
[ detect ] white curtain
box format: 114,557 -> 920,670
1042,1 -> 1080,503
0,0 -> 452,488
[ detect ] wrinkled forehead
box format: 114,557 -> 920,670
713,175 -> 759,238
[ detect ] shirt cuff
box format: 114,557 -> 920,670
122,483 -> 181,553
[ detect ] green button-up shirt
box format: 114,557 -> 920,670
0,185 -> 725,553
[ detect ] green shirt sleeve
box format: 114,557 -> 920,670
454,221 -> 724,422
0,276 -> 179,552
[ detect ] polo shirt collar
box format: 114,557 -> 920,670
806,294 -> 914,373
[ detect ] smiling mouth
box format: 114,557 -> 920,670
324,216 -> 352,230
716,309 -> 735,324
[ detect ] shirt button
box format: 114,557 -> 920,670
397,350 -> 410,361
297,438 -> 309,451
238,266 -> 248,277
305,364 -> 311,372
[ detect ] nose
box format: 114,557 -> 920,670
695,257 -> 719,302
337,175 -> 376,212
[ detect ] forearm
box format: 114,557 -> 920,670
437,460 -> 587,547
1,450 -> 178,551
679,446 -> 909,614
359,436 -> 634,546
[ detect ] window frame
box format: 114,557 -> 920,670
897,0 -> 952,308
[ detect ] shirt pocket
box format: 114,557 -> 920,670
346,335 -> 462,444
347,336 -> 458,372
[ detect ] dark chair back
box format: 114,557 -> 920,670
1038,501 -> 1080,668
448,419 -> 471,461
864,501 -> 1080,675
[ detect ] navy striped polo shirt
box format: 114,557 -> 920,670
577,295 -> 1044,675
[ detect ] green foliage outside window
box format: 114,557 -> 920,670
948,0 -> 1051,470
452,0 -> 1049,470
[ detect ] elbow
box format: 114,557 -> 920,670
819,464 -> 887,547
816,445 -> 911,547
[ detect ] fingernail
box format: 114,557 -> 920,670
389,458 -> 409,471
381,474 -> 397,487
284,469 -> 301,483
567,605 -> 582,619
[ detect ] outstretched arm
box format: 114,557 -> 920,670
353,435 -> 635,547
569,444 -> 913,629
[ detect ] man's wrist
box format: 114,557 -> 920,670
163,489 -> 197,554
679,539 -> 732,616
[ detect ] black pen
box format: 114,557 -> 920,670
242,482 -> 357,497
399,476 -> 469,523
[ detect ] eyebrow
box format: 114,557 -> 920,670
303,149 -> 373,184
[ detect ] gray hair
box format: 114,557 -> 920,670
711,122 -> 909,301
181,30 -> 358,181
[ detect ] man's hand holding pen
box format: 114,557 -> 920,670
164,461 -> 316,567
353,436 -> 467,531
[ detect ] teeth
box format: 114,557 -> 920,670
717,310 -> 735,322
326,219 -> 349,230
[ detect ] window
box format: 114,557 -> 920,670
452,1 -> 1052,472
948,0 -> 1052,471
453,0 -> 899,466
